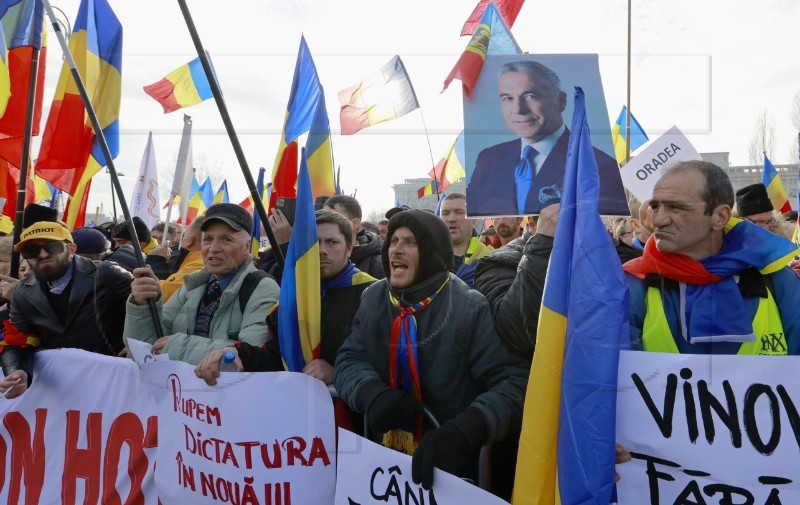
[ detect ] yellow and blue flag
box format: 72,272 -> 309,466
213,179 -> 229,204
278,148 -> 321,372
762,154 -> 791,214
306,92 -> 336,197
512,87 -> 629,505
611,105 -> 648,165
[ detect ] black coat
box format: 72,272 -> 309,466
1,255 -> 133,378
351,230 -> 385,280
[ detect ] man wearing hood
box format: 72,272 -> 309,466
334,209 -> 528,494
324,195 -> 385,279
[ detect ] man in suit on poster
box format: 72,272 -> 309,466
467,60 -> 627,217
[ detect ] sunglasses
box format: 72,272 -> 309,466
21,241 -> 67,260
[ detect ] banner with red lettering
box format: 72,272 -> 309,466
0,349 -> 159,504
616,351 -> 800,503
141,360 -> 336,505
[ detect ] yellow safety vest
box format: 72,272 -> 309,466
642,285 -> 787,356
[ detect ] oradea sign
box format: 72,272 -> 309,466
616,351 -> 800,504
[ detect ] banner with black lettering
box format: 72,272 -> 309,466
619,125 -> 701,202
334,428 -> 507,504
616,351 -> 800,503
141,360 -> 336,504
0,349 -> 159,504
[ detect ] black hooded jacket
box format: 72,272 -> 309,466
351,229 -> 385,280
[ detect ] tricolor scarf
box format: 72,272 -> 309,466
624,218 -> 799,343
320,261 -> 375,299
383,274 -> 450,454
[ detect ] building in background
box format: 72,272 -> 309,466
392,177 -> 466,212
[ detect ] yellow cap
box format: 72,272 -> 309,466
14,221 -> 74,251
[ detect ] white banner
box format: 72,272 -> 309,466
335,428 -> 508,504
0,349 -> 159,504
141,360 -> 337,504
616,350 -> 800,504
130,131 -> 161,229
619,126 -> 701,202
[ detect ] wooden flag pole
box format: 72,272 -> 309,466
43,0 -> 164,339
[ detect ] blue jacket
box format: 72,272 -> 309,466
627,267 -> 800,355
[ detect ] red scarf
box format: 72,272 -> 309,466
623,238 -> 721,285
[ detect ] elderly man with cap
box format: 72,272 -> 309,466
334,209 -> 528,493
0,212 -> 133,399
124,203 -> 280,365
735,183 -> 779,231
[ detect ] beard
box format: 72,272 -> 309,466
32,255 -> 72,283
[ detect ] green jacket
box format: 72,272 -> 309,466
124,259 -> 279,365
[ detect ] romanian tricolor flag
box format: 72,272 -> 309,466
212,179 -> 229,204
277,149 -> 321,372
762,154 -> 792,214
512,88 -> 627,505
611,105 -> 648,165
443,1 -> 520,97
461,0 -> 525,36
271,36 -> 335,205
338,55 -> 420,135
429,131 -> 466,192
36,0 -> 121,229
185,177 -> 214,224
0,0 -> 46,136
143,51 -> 215,114
417,180 -> 441,198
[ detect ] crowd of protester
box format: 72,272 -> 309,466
0,160 -> 799,499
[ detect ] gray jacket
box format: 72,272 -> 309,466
123,259 -> 279,365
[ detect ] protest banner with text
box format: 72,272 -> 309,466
616,350 -> 800,504
335,428 -> 508,504
141,360 -> 336,505
0,349 -> 159,504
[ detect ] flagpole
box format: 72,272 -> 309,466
110,172 -> 118,222
8,43 -> 41,279
43,0 -> 165,339
625,0 -> 632,164
175,0 -> 284,266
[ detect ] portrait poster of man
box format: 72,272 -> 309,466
464,54 -> 629,217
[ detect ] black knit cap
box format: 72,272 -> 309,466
112,216 -> 151,243
381,209 -> 453,285
735,183 -> 773,217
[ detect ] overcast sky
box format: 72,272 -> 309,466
33,0 -> 800,220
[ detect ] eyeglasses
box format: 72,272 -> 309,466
20,241 -> 67,259
745,217 -> 777,228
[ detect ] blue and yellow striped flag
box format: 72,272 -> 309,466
213,179 -> 229,204
277,148 -> 321,372
611,105 -> 648,165
512,87 -> 629,505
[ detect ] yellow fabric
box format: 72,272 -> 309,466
643,285 -> 786,356
167,64 -> 202,108
64,156 -> 103,230
306,134 -> 336,198
511,304 -> 566,505
463,236 -> 493,265
141,237 -> 158,254
160,250 -> 204,303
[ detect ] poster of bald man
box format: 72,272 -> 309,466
464,54 -> 629,217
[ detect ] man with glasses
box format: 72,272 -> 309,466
735,183 -> 778,231
0,217 -> 133,399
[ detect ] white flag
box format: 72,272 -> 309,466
165,114 -> 194,226
130,132 -> 161,229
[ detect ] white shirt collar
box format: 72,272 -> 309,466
520,124 -> 565,160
